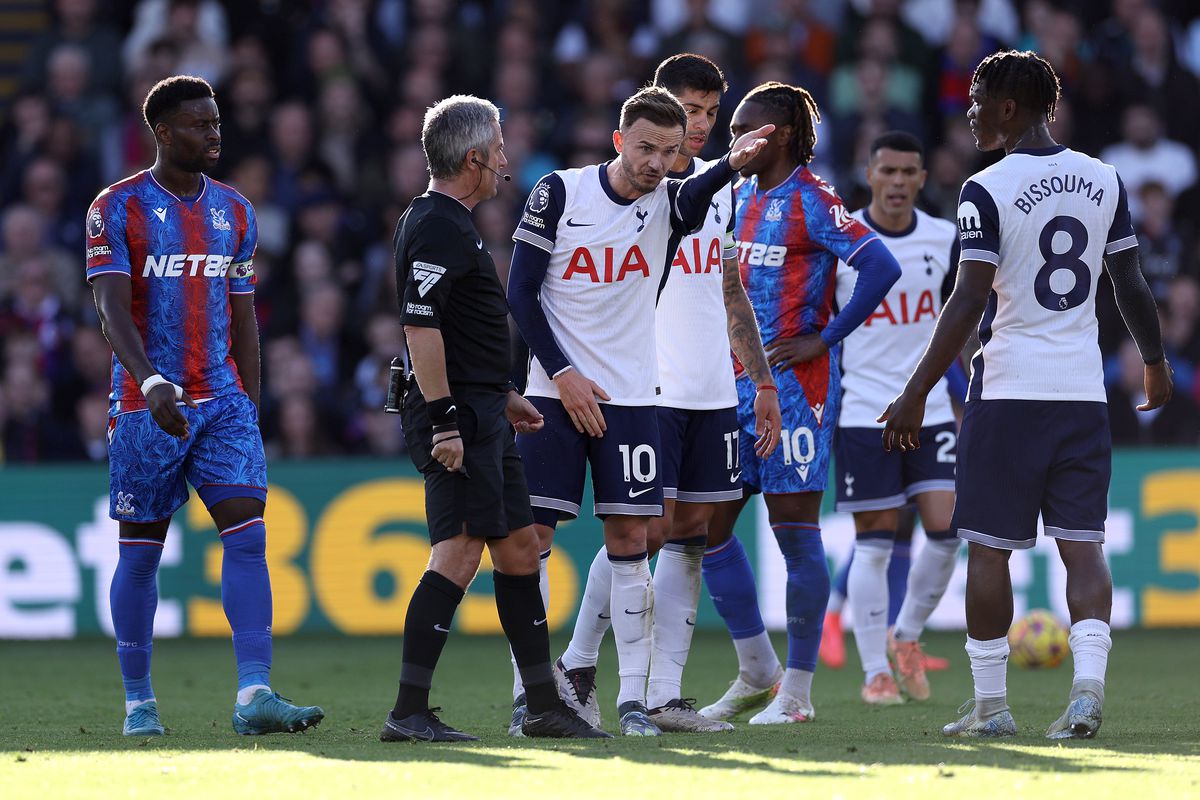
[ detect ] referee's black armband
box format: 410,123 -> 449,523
427,396 -> 458,433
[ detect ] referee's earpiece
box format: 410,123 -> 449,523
472,156 -> 512,182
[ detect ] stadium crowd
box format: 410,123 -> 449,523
2,0 -> 1199,463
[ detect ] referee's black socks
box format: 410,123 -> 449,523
493,569 -> 559,714
394,570 -> 464,719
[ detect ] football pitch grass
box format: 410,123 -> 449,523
2,630 -> 1198,799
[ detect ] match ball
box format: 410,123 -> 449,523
1008,609 -> 1070,669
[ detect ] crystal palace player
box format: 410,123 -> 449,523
533,55 -> 781,736
508,87 -> 772,736
882,51 -> 1172,739
833,131 -> 961,705
697,82 -> 901,725
86,76 -> 322,736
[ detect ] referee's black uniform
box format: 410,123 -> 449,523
395,190 -> 535,542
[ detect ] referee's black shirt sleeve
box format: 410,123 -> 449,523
399,216 -> 472,330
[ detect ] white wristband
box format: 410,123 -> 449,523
141,374 -> 183,400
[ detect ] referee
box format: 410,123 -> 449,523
382,95 -> 608,741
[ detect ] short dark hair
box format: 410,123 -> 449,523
142,75 -> 215,129
972,49 -> 1061,121
742,81 -> 821,166
870,130 -> 924,163
653,53 -> 728,96
619,86 -> 687,133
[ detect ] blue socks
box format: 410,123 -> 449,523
887,540 -> 912,627
772,523 -> 830,672
111,539 -> 164,704
702,536 -> 766,639
833,551 -> 852,601
220,518 -> 273,692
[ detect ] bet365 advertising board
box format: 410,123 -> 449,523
0,451 -> 1196,638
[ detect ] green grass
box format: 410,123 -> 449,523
2,631 -> 1198,798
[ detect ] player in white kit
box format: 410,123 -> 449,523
881,51 -> 1172,739
550,55 -> 782,735
507,86 -> 772,736
833,131 -> 961,705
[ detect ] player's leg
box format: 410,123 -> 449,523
106,409 -> 190,736
192,395 -> 322,735
698,381 -> 782,720
510,397 -> 585,723
848,509 -> 902,704
887,508 -> 916,626
890,421 -> 961,697
749,490 -> 827,725
942,401 -> 1041,738
820,554 -> 850,669
834,426 -> 904,703
1043,401 -> 1113,740
646,407 -> 739,732
588,404 -> 664,736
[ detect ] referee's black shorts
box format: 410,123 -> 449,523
402,385 -> 536,544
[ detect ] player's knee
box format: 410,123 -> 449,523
602,516 -> 648,555
491,527 -> 541,575
854,508 -> 899,536
645,517 -> 670,555
429,535 -> 485,588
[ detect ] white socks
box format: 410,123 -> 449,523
646,540 -> 705,708
734,633 -> 782,688
966,635 -> 1010,716
1068,618 -> 1111,701
848,539 -> 892,681
780,668 -> 814,707
237,684 -> 270,705
608,554 -> 654,707
126,697 -> 156,714
560,547 -> 614,671
512,549 -> 552,700
893,538 -> 960,642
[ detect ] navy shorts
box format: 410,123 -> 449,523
402,386 -> 535,544
952,399 -> 1111,550
834,422 -> 957,512
518,398 -> 663,521
107,393 -> 267,523
658,406 -> 742,503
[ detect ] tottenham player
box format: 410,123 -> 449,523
540,55 -> 782,735
698,82 -> 902,725
508,86 -> 772,736
882,51 -> 1172,739
833,131 -> 961,704
86,76 -> 322,736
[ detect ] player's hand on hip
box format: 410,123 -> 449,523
1138,359 -> 1174,411
147,383 -> 196,439
431,430 -> 465,472
878,390 -> 926,453
753,386 -> 781,458
765,334 -> 828,368
729,124 -> 775,170
553,367 -> 609,437
506,390 -> 545,434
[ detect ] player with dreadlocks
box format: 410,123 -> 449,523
697,82 -> 902,725
882,50 -> 1169,738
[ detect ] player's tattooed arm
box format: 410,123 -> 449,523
879,260 -> 994,452
722,255 -> 780,457
92,274 -> 197,438
229,293 -> 261,410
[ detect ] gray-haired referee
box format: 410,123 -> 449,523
382,95 -> 608,741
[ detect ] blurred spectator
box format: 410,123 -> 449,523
1114,9 -> 1200,149
21,0 -> 124,96
0,204 -> 78,312
1107,339 -> 1199,445
1100,105 -> 1197,223
2,361 -> 81,462
123,0 -> 229,85
1136,183 -> 1189,302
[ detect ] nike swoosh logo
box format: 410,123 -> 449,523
598,613 -> 611,620
387,719 -> 436,741
434,623 -> 451,632
624,608 -> 649,615
476,238 -> 484,249
565,218 -> 594,227
533,618 -> 547,626
868,609 -> 885,617
235,712 -> 249,722
730,472 -> 741,483
685,617 -> 695,626
628,487 -> 655,499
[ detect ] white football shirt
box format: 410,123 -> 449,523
513,164 -> 680,405
835,208 -> 957,428
656,158 -> 738,410
957,145 -> 1136,402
